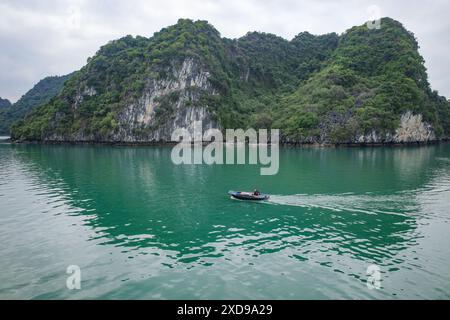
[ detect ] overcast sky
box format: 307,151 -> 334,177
1,0 -> 449,102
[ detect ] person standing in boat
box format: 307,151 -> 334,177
253,189 -> 260,196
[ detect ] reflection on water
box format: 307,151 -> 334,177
0,144 -> 450,299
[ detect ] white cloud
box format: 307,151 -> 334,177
0,0 -> 449,102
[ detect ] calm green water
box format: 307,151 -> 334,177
1,143 -> 450,299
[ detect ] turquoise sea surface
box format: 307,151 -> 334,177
0,143 -> 449,299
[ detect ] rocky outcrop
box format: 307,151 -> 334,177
74,86 -> 97,109
114,58 -> 218,142
393,111 -> 435,142
281,111 -> 437,145
46,58 -> 219,143
355,111 -> 436,144
289,110 -> 437,145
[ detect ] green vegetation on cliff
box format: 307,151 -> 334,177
11,18 -> 450,143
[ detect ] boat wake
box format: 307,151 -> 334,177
266,192 -> 416,216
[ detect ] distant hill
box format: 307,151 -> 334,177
0,74 -> 73,134
0,97 -> 11,109
11,18 -> 450,144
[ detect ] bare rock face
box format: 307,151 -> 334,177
357,131 -> 381,144
74,86 -> 97,109
355,111 -> 436,144
393,111 -> 436,143
114,57 -> 218,142
46,58 -> 219,143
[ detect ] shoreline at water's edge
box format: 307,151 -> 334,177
6,138 -> 449,148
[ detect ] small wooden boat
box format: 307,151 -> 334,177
228,191 -> 270,201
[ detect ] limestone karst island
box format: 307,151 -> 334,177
2,18 -> 449,145
1,1 -> 450,306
